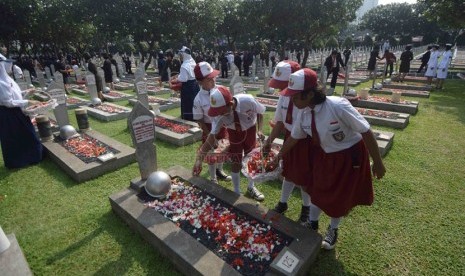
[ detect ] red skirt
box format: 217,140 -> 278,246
203,123 -> 227,143
228,125 -> 256,164
306,140 -> 374,217
281,130 -> 312,188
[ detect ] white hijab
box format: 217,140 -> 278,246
0,54 -> 28,108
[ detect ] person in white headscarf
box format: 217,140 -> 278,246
174,46 -> 199,121
0,54 -> 43,169
436,44 -> 453,90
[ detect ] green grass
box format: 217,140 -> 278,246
1,79 -> 465,275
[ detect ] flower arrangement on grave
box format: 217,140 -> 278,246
145,177 -> 292,275
256,98 -> 277,106
66,97 -> 84,105
24,92 -> 58,116
62,135 -> 107,158
242,146 -> 281,182
93,104 -> 127,113
106,91 -> 124,98
154,117 -> 190,134
203,139 -> 230,164
169,78 -> 182,91
355,108 -> 399,119
367,95 -> 410,105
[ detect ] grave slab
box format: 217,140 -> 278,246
382,83 -> 432,91
255,97 -> 278,111
146,85 -> 171,96
349,96 -> 419,115
114,81 -> 134,91
42,129 -> 135,183
391,76 -> 427,84
71,87 -> 89,96
369,88 -> 430,98
110,165 -> 321,276
154,114 -> 202,146
83,103 -> 132,121
128,96 -> 180,111
0,234 -> 33,276
103,91 -> 134,102
326,79 -> 360,87
66,96 -> 90,109
354,107 -> 410,129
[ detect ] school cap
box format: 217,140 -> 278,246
268,61 -> 301,90
194,61 -> 220,81
280,68 -> 318,96
208,86 -> 233,117
178,46 -> 191,55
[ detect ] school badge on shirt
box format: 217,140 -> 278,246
332,131 -> 345,142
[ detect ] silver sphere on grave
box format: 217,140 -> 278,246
384,78 -> 392,84
103,86 -> 111,93
29,84 -> 35,88
91,97 -> 102,106
346,88 -> 356,96
59,125 -> 79,140
145,171 -> 171,198
374,83 -> 383,90
114,78 -> 120,83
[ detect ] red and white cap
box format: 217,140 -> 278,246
194,61 -> 220,81
268,60 -> 301,90
280,68 -> 318,96
208,86 -> 233,117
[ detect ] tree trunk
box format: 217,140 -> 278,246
145,40 -> 155,71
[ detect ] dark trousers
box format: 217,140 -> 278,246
417,62 -> 427,73
221,65 -> 228,78
385,63 -> 394,76
244,65 -> 250,76
327,69 -> 339,88
180,80 -> 199,121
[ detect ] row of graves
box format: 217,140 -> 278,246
107,54 -> 432,275
15,50 -> 435,275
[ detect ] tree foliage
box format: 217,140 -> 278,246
417,0 -> 465,29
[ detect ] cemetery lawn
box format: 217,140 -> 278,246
1,79 -> 465,275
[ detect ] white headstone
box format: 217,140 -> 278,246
47,81 -> 69,127
229,75 -> 244,95
24,69 -> 32,85
135,77 -> 149,109
85,74 -> 99,99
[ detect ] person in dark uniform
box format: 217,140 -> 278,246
234,52 -> 242,76
220,52 -> 228,78
417,45 -> 432,73
174,46 -> 199,121
102,53 -> 113,90
0,54 -> 43,169
398,45 -> 414,82
343,46 -> 352,67
324,50 -> 345,95
367,45 -> 381,81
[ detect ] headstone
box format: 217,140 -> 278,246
343,56 -> 351,95
251,58 -> 257,81
231,63 -> 237,77
85,74 -> 99,99
229,75 -> 244,95
128,102 -> 157,180
97,68 -> 106,90
319,61 -> 327,94
50,64 -> 56,75
54,71 -> 65,90
36,67 -> 46,89
135,77 -> 149,109
135,65 -> 145,80
23,70 -> 32,86
111,64 -> 117,82
47,82 -> 69,127
45,66 -> 52,81
263,67 -> 271,94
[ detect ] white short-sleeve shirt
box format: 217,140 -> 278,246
291,96 -> 370,153
177,59 -> 196,82
193,87 -> 213,123
211,93 -> 266,135
274,96 -> 300,132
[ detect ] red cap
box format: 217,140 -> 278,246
194,61 -> 220,81
268,60 -> 301,90
280,68 -> 318,96
208,86 -> 233,117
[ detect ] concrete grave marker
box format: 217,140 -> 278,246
45,66 -> 52,81
23,70 -> 32,86
54,71 -> 65,90
128,102 -> 157,181
85,74 -> 99,99
50,64 -> 56,75
97,68 -> 106,90
229,75 -> 244,95
47,82 -> 69,127
135,77 -> 149,109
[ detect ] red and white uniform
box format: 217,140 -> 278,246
274,96 -> 311,187
291,96 -> 373,217
193,86 -> 227,142
211,93 -> 265,162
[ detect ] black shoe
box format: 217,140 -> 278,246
322,225 -> 338,250
273,202 -> 288,214
301,220 -> 319,231
298,205 -> 310,224
216,169 -> 231,181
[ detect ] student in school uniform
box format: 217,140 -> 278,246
262,60 -> 313,227
192,61 -> 231,184
193,85 -> 267,201
278,68 -> 386,250
435,43 -> 453,90
425,44 -> 440,86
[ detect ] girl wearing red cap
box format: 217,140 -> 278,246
279,68 -> 386,250
263,61 -> 314,227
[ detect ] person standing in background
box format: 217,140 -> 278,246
0,54 -> 43,169
343,46 -> 352,67
417,45 -> 432,73
425,44 -> 440,86
435,44 -> 453,90
324,50 -> 345,95
102,53 -> 114,90
379,49 -> 396,77
398,45 -> 413,82
174,46 -> 199,121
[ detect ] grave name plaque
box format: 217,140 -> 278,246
47,82 -> 69,127
128,102 -> 157,181
135,78 -> 149,109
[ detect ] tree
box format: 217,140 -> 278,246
417,0 -> 465,29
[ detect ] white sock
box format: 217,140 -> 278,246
330,217 -> 342,229
208,164 -> 216,181
280,179 -> 295,203
300,188 -> 311,206
309,203 -> 323,221
231,172 -> 241,194
247,179 -> 255,189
